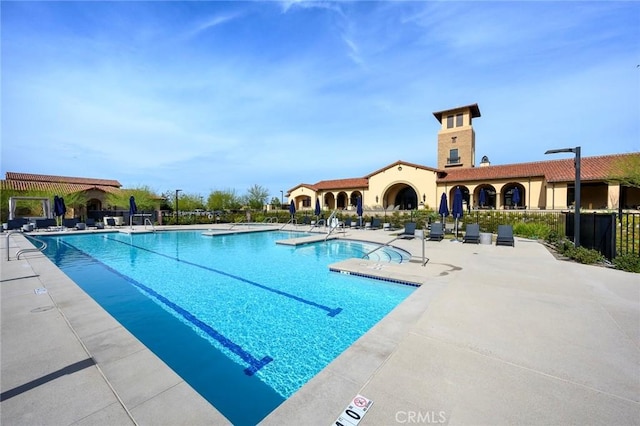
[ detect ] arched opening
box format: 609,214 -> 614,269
383,183 -> 418,210
336,192 -> 348,210
324,193 -> 335,210
350,191 -> 363,208
449,186 -> 471,213
503,183 -> 525,209
476,184 -> 497,209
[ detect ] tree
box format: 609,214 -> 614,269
106,186 -> 159,211
207,189 -> 241,211
609,154 -> 640,188
270,197 -> 282,209
245,184 -> 270,210
171,192 -> 205,212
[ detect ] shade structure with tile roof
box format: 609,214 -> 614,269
1,172 -> 124,221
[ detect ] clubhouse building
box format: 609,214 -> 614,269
287,103 -> 640,214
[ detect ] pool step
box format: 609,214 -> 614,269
275,234 -> 339,246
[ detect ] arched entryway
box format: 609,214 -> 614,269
384,183 -> 418,210
336,192 -> 348,210
350,191 -> 363,208
503,183 -> 525,209
476,184 -> 497,209
449,186 -> 471,213
323,193 -> 335,210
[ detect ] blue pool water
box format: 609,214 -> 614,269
41,230 -> 414,424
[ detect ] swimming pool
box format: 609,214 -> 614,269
41,230 -> 414,424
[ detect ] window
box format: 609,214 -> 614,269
456,113 -> 464,127
446,115 -> 454,128
448,149 -> 459,164
303,197 -> 311,207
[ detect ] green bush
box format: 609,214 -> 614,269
513,222 -> 551,240
570,246 -> 605,265
612,253 -> 640,273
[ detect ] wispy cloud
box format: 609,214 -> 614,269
182,12 -> 242,40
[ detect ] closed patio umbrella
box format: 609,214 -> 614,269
512,187 -> 521,208
289,200 -> 296,222
438,193 -> 449,223
452,187 -> 464,241
479,188 -> 486,207
356,197 -> 363,227
129,196 -> 137,228
53,196 -> 61,226
314,198 -> 321,221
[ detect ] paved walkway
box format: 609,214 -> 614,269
2,225 -> 638,425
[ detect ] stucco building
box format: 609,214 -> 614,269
287,103 -> 640,214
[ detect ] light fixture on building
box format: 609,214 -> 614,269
398,166 -> 402,171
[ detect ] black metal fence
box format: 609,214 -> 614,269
615,212 -> 640,258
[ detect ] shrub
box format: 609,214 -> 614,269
570,246 -> 605,265
513,222 -> 551,240
612,253 -> 640,273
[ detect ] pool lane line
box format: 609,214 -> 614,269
105,236 -> 343,317
59,240 -> 272,376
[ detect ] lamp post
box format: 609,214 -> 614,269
175,189 -> 182,225
545,147 -> 581,247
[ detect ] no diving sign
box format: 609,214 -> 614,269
333,394 -> 373,426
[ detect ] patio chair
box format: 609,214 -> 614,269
106,218 -> 116,228
343,218 -> 352,228
63,218 -> 78,228
463,224 -> 480,244
370,218 -> 381,229
428,223 -> 445,241
496,224 -> 515,247
397,222 -> 417,239
7,218 -> 28,230
35,218 -> 57,230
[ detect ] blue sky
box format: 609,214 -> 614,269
2,1 -> 638,200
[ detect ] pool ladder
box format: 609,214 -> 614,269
6,231 -> 48,261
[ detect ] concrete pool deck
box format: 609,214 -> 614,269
1,224 -> 638,425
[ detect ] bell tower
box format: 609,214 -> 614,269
433,103 -> 481,169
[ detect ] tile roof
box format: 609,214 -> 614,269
433,103 -> 481,123
314,178 -> 369,190
5,172 -> 121,187
2,172 -> 122,194
365,160 -> 439,178
437,153 -> 639,184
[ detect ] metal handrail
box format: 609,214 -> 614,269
362,236 -> 401,259
324,210 -> 342,241
280,218 -> 296,230
12,233 -> 48,261
144,218 -> 156,232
